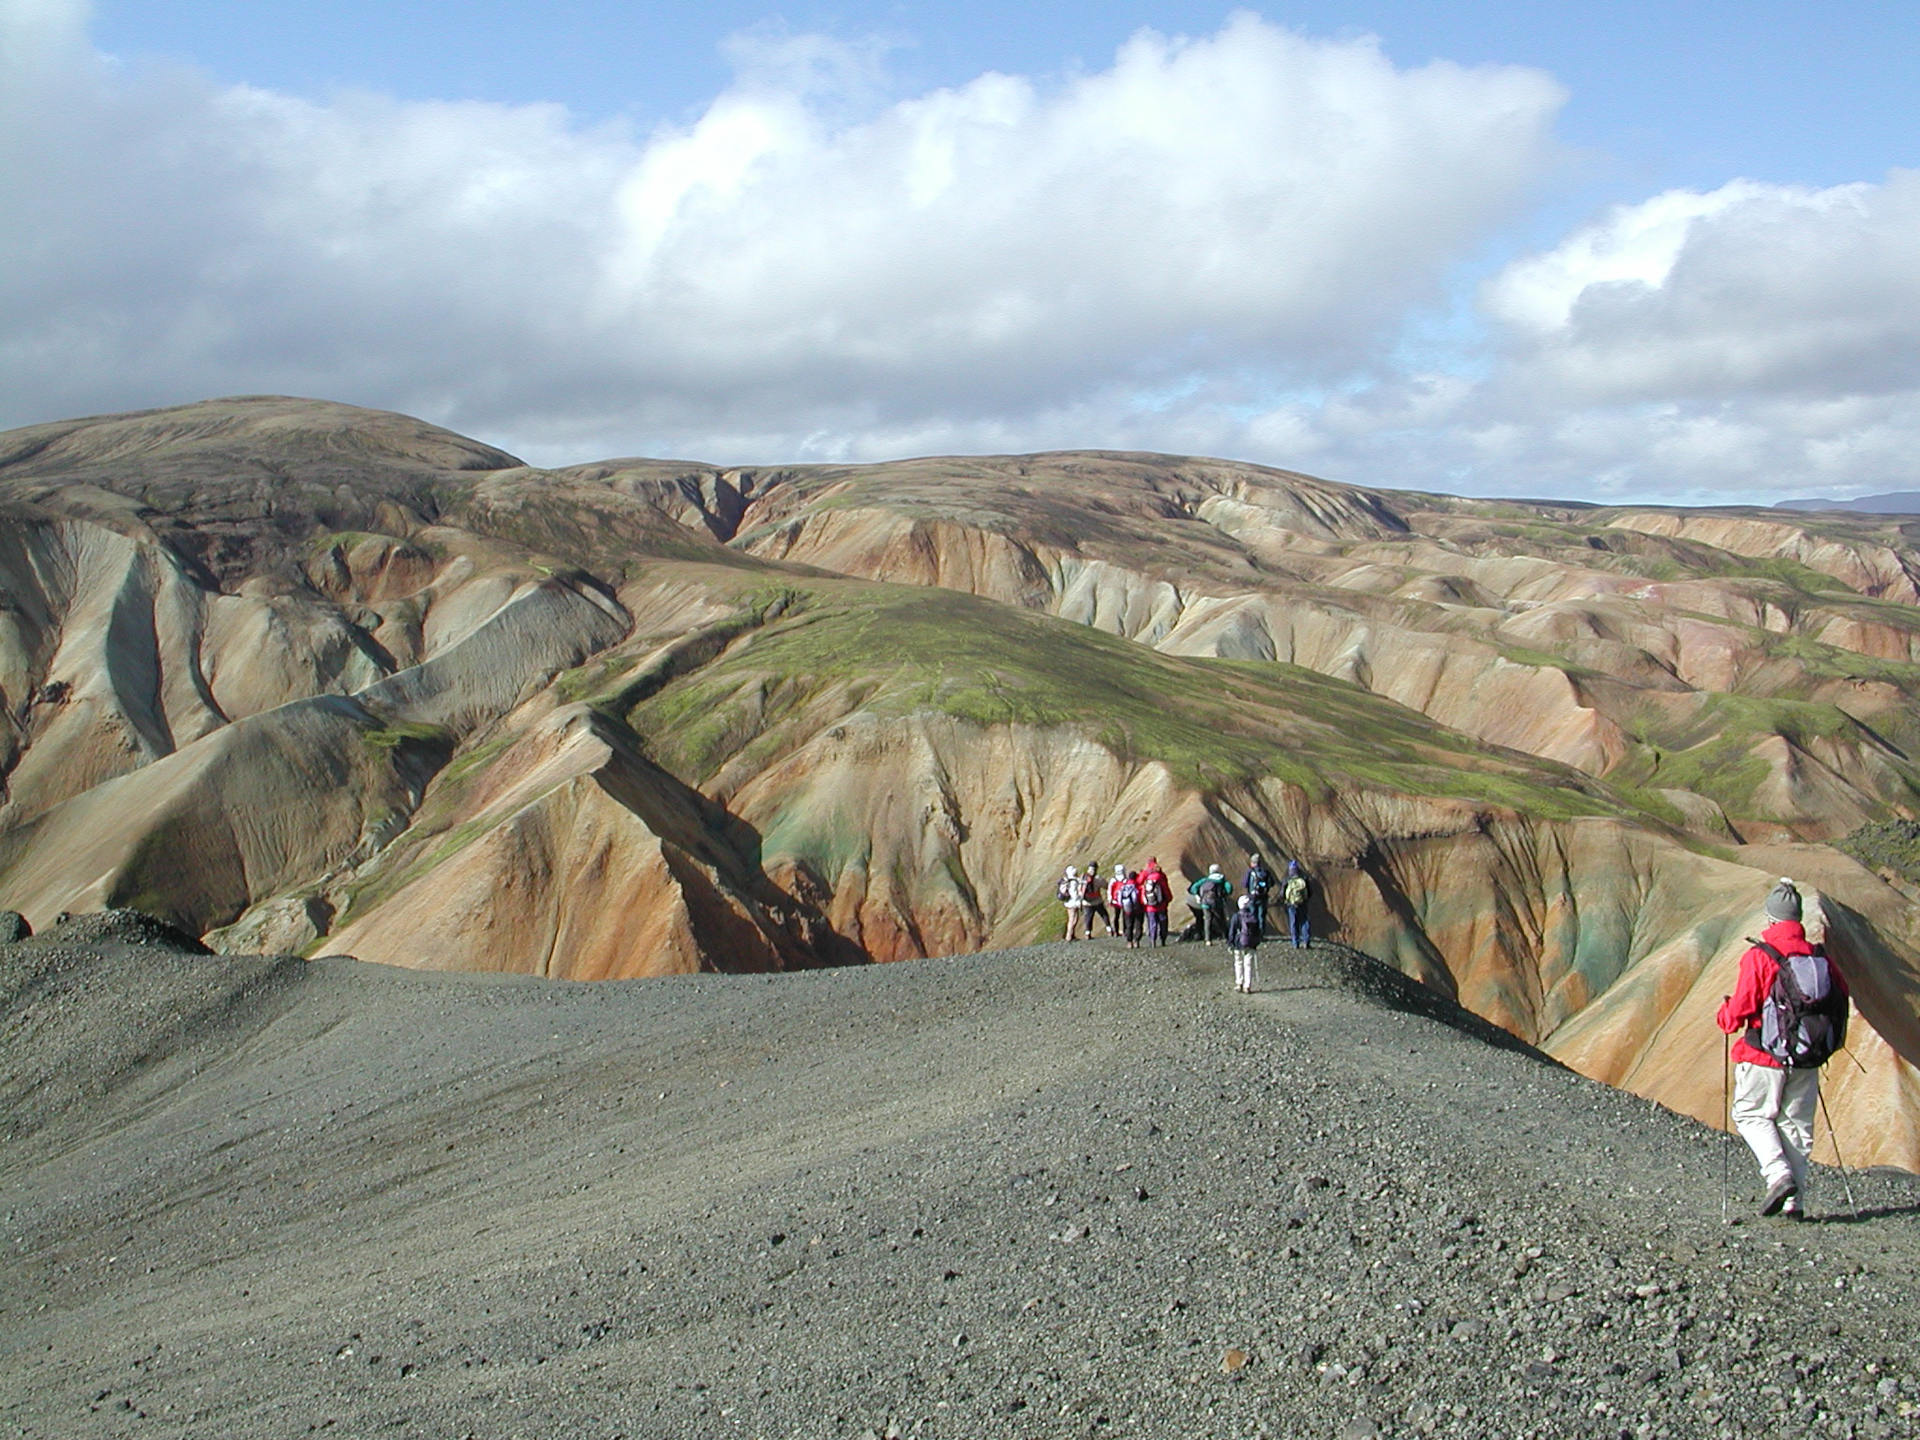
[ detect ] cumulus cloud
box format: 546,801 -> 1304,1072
0,0 -> 1562,466
1485,174 -> 1920,404
1293,173 -> 1920,501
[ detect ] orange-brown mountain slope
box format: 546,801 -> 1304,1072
3,396 -> 1920,1166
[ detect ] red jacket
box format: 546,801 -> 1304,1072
1139,866 -> 1170,911
1716,919 -> 1849,1068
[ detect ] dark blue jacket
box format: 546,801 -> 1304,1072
1226,909 -> 1262,949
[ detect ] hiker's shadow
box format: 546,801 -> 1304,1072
1809,1201 -> 1920,1225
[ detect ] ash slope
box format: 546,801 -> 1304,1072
4,927 -> 1918,1440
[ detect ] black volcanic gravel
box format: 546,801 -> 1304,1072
3,929 -> 1918,1440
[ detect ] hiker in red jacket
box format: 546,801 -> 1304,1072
1139,858 -> 1171,947
1715,879 -> 1850,1219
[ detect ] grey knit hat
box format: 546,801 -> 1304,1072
1764,878 -> 1802,922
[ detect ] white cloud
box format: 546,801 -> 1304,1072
0,1 -> 1563,468
1288,173 -> 1920,502
1485,174 -> 1920,404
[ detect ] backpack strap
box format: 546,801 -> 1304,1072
1744,938 -> 1784,1054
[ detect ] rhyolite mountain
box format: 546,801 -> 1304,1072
3,396 -> 1920,1167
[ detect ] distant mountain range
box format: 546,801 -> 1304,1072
4,395 -> 1920,1169
1778,492 -> 1920,513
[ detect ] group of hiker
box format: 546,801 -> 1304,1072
1057,857 -> 1176,948
1057,853 -> 1312,974
1058,855 -> 1856,1223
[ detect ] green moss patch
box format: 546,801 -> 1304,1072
358,720 -> 454,755
1604,692 -> 1907,823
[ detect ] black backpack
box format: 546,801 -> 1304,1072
1747,940 -> 1848,1068
1246,863 -> 1272,898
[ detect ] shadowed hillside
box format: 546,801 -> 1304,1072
4,397 -> 1920,1167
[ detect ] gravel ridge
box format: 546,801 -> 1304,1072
3,927 -> 1918,1440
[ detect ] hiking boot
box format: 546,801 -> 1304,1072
1759,1174 -> 1797,1216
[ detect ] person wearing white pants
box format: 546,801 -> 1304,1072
1715,878 -> 1850,1218
1226,895 -> 1261,994
1731,1062 -> 1818,1212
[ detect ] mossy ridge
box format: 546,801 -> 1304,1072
305,529 -> 390,558
1751,619 -> 1920,689
1489,643 -> 1608,681
336,814 -> 500,927
1405,514 -> 1659,574
436,731 -> 518,787
448,487 -> 754,578
625,582 -> 1632,822
1669,550 -> 1855,596
1604,690 -> 1918,822
1441,516 -> 1862,597
733,456 -> 1268,580
1804,589 -> 1920,632
1598,785 -> 1691,832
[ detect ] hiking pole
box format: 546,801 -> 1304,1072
1815,1084 -> 1860,1218
1721,1026 -> 1731,1225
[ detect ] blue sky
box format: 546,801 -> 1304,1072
7,0 -> 1918,501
